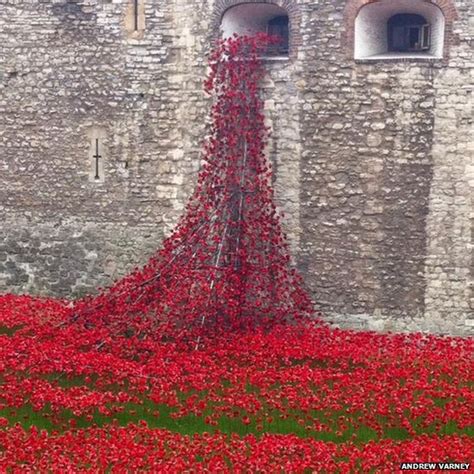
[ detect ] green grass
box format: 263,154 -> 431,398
1,386 -> 471,445
1,339 -> 471,444
0,325 -> 23,336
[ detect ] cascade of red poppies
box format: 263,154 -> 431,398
72,34 -> 314,343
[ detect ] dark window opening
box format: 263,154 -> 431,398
267,15 -> 289,56
388,14 -> 431,52
133,0 -> 139,31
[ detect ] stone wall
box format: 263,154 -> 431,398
0,0 -> 206,296
0,0 -> 472,335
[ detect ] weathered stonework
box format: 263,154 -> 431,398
0,0 -> 472,335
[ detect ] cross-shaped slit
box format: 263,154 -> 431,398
93,138 -> 102,180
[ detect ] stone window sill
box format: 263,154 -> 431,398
355,52 -> 442,63
260,56 -> 289,61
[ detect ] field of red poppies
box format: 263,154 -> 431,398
0,294 -> 472,472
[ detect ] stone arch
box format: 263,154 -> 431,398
210,0 -> 302,59
344,0 -> 459,60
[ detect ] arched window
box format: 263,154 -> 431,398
353,0 -> 445,60
221,3 -> 290,57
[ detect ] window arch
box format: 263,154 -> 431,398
220,3 -> 290,57
211,0 -> 301,59
344,0 -> 458,61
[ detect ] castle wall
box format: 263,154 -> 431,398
0,0 -> 472,335
0,0 -> 206,295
